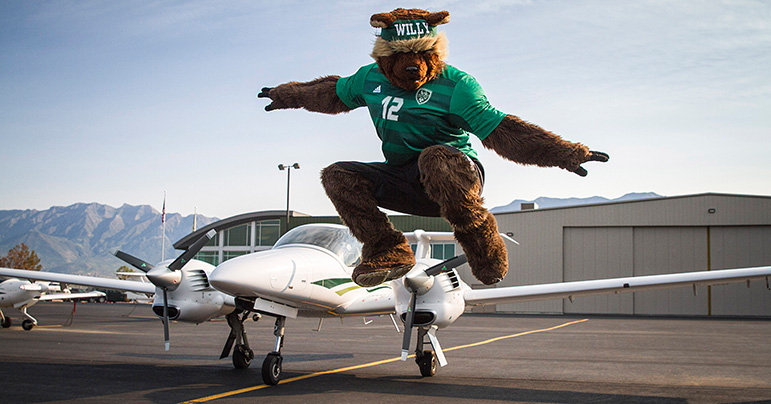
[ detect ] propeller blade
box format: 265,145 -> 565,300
401,291 -> 418,361
162,288 -> 170,351
168,229 -> 216,271
424,254 -> 467,277
113,250 -> 154,273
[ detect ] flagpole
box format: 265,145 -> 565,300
161,191 -> 167,261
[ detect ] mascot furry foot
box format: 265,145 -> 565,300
259,8 -> 609,287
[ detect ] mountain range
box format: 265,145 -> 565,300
0,203 -> 218,277
489,192 -> 663,213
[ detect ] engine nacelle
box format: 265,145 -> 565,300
150,262 -> 236,324
393,261 -> 467,329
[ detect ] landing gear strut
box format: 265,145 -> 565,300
261,316 -> 286,385
220,311 -> 256,369
20,308 -> 37,331
412,325 -> 446,377
1,310 -> 11,328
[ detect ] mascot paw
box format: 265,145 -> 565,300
573,150 -> 610,177
352,241 -> 416,287
257,87 -> 284,111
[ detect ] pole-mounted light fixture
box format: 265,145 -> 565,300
278,163 -> 300,233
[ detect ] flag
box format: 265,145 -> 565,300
161,192 -> 166,224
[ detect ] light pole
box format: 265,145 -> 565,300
278,163 -> 300,233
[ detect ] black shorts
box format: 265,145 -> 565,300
335,146 -> 485,217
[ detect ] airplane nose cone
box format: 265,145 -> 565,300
209,250 -> 291,296
209,258 -> 248,295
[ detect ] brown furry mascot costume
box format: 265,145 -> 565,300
258,8 -> 608,287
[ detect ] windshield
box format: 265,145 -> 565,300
273,224 -> 362,267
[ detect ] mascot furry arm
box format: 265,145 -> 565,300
258,83 -> 607,176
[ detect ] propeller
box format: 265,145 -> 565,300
113,250 -> 154,272
400,254 -> 467,360
112,229 -> 216,350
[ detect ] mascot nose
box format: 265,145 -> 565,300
405,66 -> 418,73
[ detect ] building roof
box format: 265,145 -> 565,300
173,210 -> 308,249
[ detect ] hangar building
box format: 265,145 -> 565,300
175,193 -> 771,318
492,193 -> 771,317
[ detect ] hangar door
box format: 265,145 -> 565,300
563,227 -> 709,316
709,226 -> 771,316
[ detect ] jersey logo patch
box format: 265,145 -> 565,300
416,88 -> 432,105
373,85 -> 382,94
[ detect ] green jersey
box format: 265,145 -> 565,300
336,63 -> 506,166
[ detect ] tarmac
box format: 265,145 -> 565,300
1,302 -> 770,404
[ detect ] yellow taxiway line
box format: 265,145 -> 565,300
180,318 -> 589,403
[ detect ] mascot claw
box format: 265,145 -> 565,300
257,87 -> 278,111
573,151 -> 610,177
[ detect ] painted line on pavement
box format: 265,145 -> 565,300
180,318 -> 589,403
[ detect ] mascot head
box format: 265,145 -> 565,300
370,8 -> 450,91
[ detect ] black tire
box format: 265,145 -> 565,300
97,296 -> 107,303
261,353 -> 282,385
22,319 -> 35,331
1,317 -> 11,328
417,350 -> 437,377
232,344 -> 254,369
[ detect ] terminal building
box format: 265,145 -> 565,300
175,193 -> 771,317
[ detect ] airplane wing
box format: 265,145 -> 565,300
37,291 -> 106,301
464,266 -> 771,306
0,267 -> 156,294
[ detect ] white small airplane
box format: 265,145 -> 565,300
1,223 -> 770,386
0,278 -> 106,330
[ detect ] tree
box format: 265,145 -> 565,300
0,243 -> 43,271
116,265 -> 136,280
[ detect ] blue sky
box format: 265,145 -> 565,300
1,1 -> 769,219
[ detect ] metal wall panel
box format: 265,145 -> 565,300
632,227 -> 709,316
563,227 -> 634,314
709,226 -> 771,316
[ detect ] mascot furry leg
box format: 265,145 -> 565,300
321,164 -> 415,286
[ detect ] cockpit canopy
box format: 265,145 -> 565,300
273,224 -> 362,267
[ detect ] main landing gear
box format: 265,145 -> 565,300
1,310 -> 11,328
220,310 -> 287,386
221,311 -> 255,369
0,308 -> 36,330
411,325 -> 446,377
21,307 -> 38,331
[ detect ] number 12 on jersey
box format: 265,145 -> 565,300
381,96 -> 403,121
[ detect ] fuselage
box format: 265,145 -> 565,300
209,224 -> 467,328
0,279 -> 44,309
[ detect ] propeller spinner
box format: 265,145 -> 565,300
400,254 -> 467,361
113,229 -> 216,350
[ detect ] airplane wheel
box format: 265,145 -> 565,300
1,317 -> 11,328
232,344 -> 254,369
22,319 -> 35,331
261,353 -> 282,385
416,350 -> 437,377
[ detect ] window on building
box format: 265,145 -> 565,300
224,224 -> 251,247
257,220 -> 281,246
431,243 -> 456,260
409,243 -> 457,260
195,251 -> 219,266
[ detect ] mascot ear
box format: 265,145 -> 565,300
424,11 -> 450,26
370,12 -> 397,28
370,9 -> 450,28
